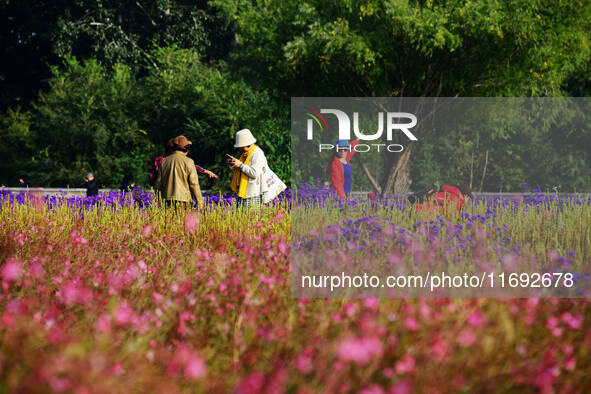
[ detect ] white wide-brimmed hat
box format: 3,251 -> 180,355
234,128 -> 257,148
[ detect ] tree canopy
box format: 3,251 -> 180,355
1,0 -> 590,192
215,0 -> 590,97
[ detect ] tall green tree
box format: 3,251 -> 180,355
0,0 -> 232,111
31,57 -> 152,187
52,0 -> 226,70
215,0 -> 591,194
0,48 -> 290,189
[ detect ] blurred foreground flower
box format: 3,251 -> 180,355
1,258 -> 22,282
168,344 -> 207,380
184,211 -> 200,233
336,337 -> 383,365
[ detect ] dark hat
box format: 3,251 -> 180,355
173,135 -> 192,148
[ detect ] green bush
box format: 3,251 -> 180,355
0,49 -> 290,190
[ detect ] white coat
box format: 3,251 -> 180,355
239,146 -> 269,198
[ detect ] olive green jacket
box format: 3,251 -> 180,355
156,151 -> 204,208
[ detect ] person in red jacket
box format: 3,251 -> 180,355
414,184 -> 473,215
326,139 -> 359,200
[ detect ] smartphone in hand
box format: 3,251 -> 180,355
225,153 -> 235,169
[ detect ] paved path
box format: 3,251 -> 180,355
3,187 -> 587,198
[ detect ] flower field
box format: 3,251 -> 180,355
292,184 -> 591,299
1,187 -> 591,392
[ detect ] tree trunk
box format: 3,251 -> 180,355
382,145 -> 412,196
479,149 -> 489,193
357,155 -> 382,194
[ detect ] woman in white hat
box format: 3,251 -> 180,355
227,129 -> 268,209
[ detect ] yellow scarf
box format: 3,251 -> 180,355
231,145 -> 257,198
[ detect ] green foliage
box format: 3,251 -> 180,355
215,0 -> 591,192
410,99 -> 591,192
0,49 -> 290,189
215,0 -> 591,98
0,0 -> 233,110
52,0 -> 224,71
2,1 -> 591,191
142,47 -> 290,192
0,108 -> 36,184
26,57 -> 152,187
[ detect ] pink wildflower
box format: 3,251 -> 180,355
60,282 -> 93,305
114,302 -> 134,326
336,337 -> 383,365
364,298 -> 379,312
1,258 -> 22,282
30,261 -> 45,278
533,369 -> 556,391
404,317 -> 419,331
564,356 -> 576,371
561,312 -> 583,330
277,241 -> 288,254
387,251 -> 402,265
457,328 -> 476,347
141,223 -> 153,237
361,384 -> 384,394
1,313 -> 15,327
467,311 -> 487,327
431,338 -> 449,360
153,292 -> 164,304
389,380 -> 412,394
184,355 -> 207,380
273,211 -> 286,223
295,351 -> 313,374
395,354 -> 415,374
546,316 -> 563,337
235,371 -> 265,394
96,314 -> 112,333
184,211 -> 200,233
